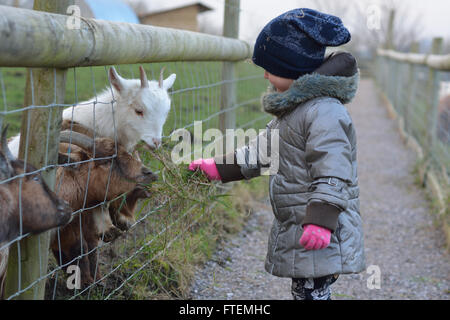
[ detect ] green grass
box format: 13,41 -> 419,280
0,61 -> 269,138
44,145 -> 269,300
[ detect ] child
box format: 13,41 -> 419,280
189,8 -> 365,300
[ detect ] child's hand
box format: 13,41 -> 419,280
188,158 -> 222,181
300,224 -> 331,250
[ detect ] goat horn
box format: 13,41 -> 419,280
0,124 -> 15,161
59,131 -> 94,152
139,66 -> 149,89
61,119 -> 96,139
159,67 -> 166,89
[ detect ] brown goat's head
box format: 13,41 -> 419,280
51,130 -> 158,287
0,125 -> 72,245
58,131 -> 157,206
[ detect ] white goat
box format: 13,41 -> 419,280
8,66 -> 176,156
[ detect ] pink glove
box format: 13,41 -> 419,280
300,224 -> 331,250
188,158 -> 222,181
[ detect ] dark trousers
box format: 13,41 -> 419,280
291,275 -> 339,300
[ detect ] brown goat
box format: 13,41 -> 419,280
51,130 -> 157,287
60,119 -> 150,231
0,125 -> 72,299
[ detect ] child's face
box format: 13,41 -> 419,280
264,71 -> 294,93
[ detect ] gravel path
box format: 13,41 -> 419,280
189,79 -> 450,300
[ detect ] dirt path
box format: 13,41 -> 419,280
190,79 -> 450,300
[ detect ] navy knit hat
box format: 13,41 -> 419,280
252,8 -> 351,79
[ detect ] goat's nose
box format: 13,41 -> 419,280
58,200 -> 70,212
141,167 -> 158,182
152,138 -> 161,148
142,167 -> 152,175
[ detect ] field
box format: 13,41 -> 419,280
0,61 -> 269,138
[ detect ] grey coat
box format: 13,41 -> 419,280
216,65 -> 366,279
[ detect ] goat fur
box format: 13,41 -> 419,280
51,131 -> 157,286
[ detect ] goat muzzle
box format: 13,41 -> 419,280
57,200 -> 73,225
138,167 -> 158,185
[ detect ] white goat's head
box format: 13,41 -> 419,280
108,66 -> 176,150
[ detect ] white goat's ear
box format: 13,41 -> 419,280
108,67 -> 125,93
163,74 -> 176,91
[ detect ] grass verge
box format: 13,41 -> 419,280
45,143 -> 269,300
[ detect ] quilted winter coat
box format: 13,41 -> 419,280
215,52 -> 366,278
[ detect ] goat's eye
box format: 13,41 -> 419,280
135,110 -> 144,117
32,176 -> 40,182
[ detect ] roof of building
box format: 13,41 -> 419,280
138,1 -> 213,18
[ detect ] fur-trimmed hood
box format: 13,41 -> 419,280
262,71 -> 360,117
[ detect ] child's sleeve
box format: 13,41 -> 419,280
302,102 -> 354,232
214,121 -> 275,183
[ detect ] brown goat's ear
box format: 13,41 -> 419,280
0,152 -> 13,180
108,67 -> 124,93
0,194 -> 12,243
139,66 -> 149,89
57,152 -> 80,167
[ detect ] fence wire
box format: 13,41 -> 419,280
0,60 -> 270,300
374,55 -> 450,190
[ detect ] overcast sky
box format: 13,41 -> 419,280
130,0 -> 450,44
211,0 -> 449,41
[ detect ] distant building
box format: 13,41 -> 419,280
138,2 -> 213,32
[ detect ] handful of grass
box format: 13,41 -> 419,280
144,148 -> 217,205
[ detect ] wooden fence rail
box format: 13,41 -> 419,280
377,49 -> 450,71
0,5 -> 252,68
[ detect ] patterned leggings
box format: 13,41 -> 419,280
291,275 -> 339,300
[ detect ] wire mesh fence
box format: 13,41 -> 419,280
0,58 -> 270,300
374,53 -> 449,197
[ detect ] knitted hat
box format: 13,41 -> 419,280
252,8 -> 351,79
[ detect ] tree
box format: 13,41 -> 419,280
303,0 -> 425,57
122,0 -> 148,14
0,0 -> 33,8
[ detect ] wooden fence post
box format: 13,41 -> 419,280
425,38 -> 444,157
384,9 -> 396,103
4,0 -> 73,300
385,9 -> 396,50
388,58 -> 396,104
220,0 -> 240,153
393,59 -> 402,113
404,42 -> 420,136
